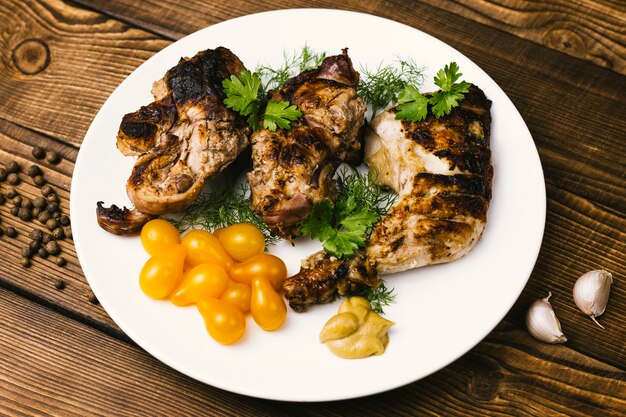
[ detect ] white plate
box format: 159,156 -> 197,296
71,9 -> 545,401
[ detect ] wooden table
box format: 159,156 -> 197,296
1,1 -> 624,415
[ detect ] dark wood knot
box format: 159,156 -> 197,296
468,369 -> 503,401
12,39 -> 50,75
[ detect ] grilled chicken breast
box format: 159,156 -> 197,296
247,50 -> 366,238
97,47 -> 251,235
283,84 -> 492,311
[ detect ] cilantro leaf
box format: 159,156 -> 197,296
222,70 -> 262,116
340,208 -> 378,233
433,62 -> 463,91
395,85 -> 429,122
429,84 -> 468,117
300,199 -> 335,242
263,100 -> 302,131
322,230 -> 365,258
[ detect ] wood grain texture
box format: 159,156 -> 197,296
76,0 -> 626,75
0,0 -> 169,146
1,288 -> 624,416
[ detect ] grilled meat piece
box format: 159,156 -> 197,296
97,47 -> 251,233
366,84 -> 492,273
96,202 -> 157,235
284,251 -> 378,312
248,50 -> 366,238
283,85 -> 492,311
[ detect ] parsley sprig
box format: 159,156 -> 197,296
222,69 -> 302,131
396,62 -> 470,122
300,169 -> 396,259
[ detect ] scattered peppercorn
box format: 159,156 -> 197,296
33,196 -> 46,209
88,293 -> 99,305
52,227 -> 64,240
7,173 -> 20,185
41,184 -> 53,197
6,227 -> 17,238
37,247 -> 48,258
59,214 -> 70,226
0,168 -> 6,181
46,150 -> 61,164
38,211 -> 51,224
21,247 -> 33,258
53,212 -> 61,221
6,161 -> 20,173
0,227 -> 4,237
21,257 -> 31,268
27,164 -> 42,177
46,194 -> 58,204
47,203 -> 58,214
46,218 -> 58,231
30,229 -> 43,241
54,279 -> 65,290
63,226 -> 72,239
42,233 -> 53,244
32,207 -> 41,217
55,257 -> 66,267
45,241 -> 60,255
29,240 -> 41,252
32,146 -> 45,159
10,206 -> 19,216
5,187 -> 17,199
0,194 -> 5,205
33,175 -> 45,187
18,208 -> 32,222
23,198 -> 33,210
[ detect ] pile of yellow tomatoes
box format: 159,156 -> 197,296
138,219 -> 288,345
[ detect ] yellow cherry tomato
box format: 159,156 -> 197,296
140,219 -> 181,255
228,254 -> 287,289
221,283 -> 252,314
214,223 -> 265,262
139,244 -> 186,299
181,229 -> 234,270
197,298 -> 246,345
170,263 -> 230,306
250,276 -> 287,331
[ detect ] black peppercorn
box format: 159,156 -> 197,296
46,218 -> 58,231
7,173 -> 20,185
45,241 -> 60,255
0,168 -> 6,181
6,227 -> 18,238
34,196 -> 47,209
55,256 -> 66,267
6,161 -> 20,173
23,198 -> 33,210
0,194 -> 4,205
41,184 -> 53,197
46,194 -> 58,204
46,151 -> 61,164
54,279 -> 65,290
52,227 -> 64,240
88,293 -> 99,304
30,229 -> 43,241
21,247 -> 33,258
47,203 -> 59,214
10,206 -> 19,216
32,146 -> 45,159
21,257 -> 31,268
18,208 -> 32,221
32,207 -> 41,217
53,211 -> 61,220
29,240 -> 41,252
42,233 -> 53,244
0,227 -> 4,237
38,211 -> 51,224
63,226 -> 72,239
13,196 -> 23,207
27,165 -> 42,177
37,247 -> 48,258
5,187 -> 17,199
59,215 -> 70,226
33,175 -> 45,187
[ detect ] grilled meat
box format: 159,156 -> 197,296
97,47 -> 251,234
96,202 -> 156,235
247,50 -> 366,238
283,85 -> 492,311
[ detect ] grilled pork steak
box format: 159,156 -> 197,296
247,50 -> 366,238
283,85 -> 492,311
97,47 -> 251,234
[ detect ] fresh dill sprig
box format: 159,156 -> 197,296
335,167 -> 397,224
165,182 -> 280,246
358,57 -> 425,118
256,45 -> 326,92
351,278 -> 396,314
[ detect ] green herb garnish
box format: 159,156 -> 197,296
396,61 -> 470,122
263,100 -> 302,131
358,58 -> 425,119
166,182 -> 279,246
256,45 -> 326,92
351,279 -> 396,314
300,169 -> 396,259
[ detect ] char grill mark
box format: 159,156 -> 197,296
248,50 -> 366,238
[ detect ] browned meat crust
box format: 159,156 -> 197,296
248,50 -> 366,238
96,202 -> 156,235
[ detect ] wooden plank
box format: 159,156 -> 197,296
1,288 -> 624,416
0,0 -> 169,146
76,0 -> 626,75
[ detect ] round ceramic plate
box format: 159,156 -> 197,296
71,9 -> 545,401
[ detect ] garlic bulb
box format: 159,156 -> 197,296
573,269 -> 613,328
526,292 -> 567,344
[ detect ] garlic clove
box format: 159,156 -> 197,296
573,269 -> 613,328
526,292 -> 567,344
